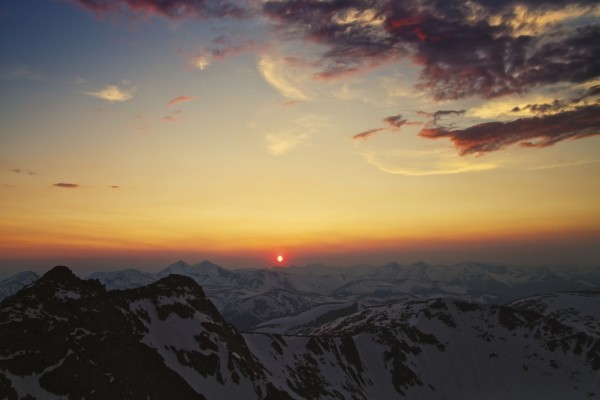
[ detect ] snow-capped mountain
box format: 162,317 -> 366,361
221,289 -> 316,330
87,268 -> 156,290
2,261 -> 599,331
156,260 -> 235,287
509,290 -> 600,334
1,266 -> 598,399
0,271 -> 39,300
252,302 -> 360,334
0,266 -> 292,399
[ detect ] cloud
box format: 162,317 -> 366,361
261,0 -> 600,100
263,115 -> 329,155
167,96 -> 196,106
164,115 -> 183,122
353,128 -> 385,141
264,132 -> 311,155
258,56 -> 309,101
420,104 -> 600,155
0,65 -> 45,81
359,147 -> 497,176
9,168 -> 37,176
73,0 -> 249,19
84,84 -> 135,102
383,114 -> 408,129
52,183 -> 80,188
352,114 -> 418,141
110,185 -> 120,189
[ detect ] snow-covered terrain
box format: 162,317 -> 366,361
2,261 -> 599,332
0,271 -> 39,300
1,266 -> 598,399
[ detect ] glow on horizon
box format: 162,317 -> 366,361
0,0 -> 599,270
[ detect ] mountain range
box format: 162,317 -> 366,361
1,264 -> 598,399
2,260 -> 600,332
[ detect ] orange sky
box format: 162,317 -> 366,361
1,0 -> 599,274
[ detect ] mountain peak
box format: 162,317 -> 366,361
42,265 -> 78,283
152,273 -> 203,293
170,260 -> 190,268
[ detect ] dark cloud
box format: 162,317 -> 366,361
416,110 -> 466,127
513,100 -> 566,115
52,183 -> 80,188
262,0 -> 600,100
110,185 -> 120,189
513,86 -> 600,114
383,114 -> 407,129
420,104 -> 600,155
74,0 -> 249,19
353,114 -> 421,140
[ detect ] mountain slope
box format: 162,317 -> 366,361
0,271 -> 39,301
261,298 -> 600,399
1,266 -> 599,399
0,266 -> 292,400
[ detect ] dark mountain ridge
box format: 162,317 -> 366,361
1,266 -> 599,399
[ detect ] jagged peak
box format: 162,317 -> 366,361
42,265 -> 78,281
153,273 -> 201,290
168,260 -> 191,268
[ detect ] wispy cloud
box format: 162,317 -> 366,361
263,115 -> 329,155
167,96 -> 196,106
84,84 -> 135,103
353,128 -> 385,141
0,65 -> 45,81
258,56 -> 309,101
73,0 -> 249,19
83,85 -> 135,103
52,183 -> 80,188
352,114 -> 418,141
359,147 -> 497,176
9,168 -> 37,176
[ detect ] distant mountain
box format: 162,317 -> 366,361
2,261 -> 599,331
87,268 -> 156,290
157,260 -> 235,287
1,266 -> 598,399
0,271 -> 39,300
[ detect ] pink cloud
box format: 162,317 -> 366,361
167,96 -> 196,106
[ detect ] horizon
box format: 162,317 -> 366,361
1,255 -> 598,281
1,1 -> 599,274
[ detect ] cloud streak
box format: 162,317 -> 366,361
258,56 -> 309,101
52,183 -> 80,188
420,104 -> 600,155
167,96 -> 196,106
353,128 -> 385,141
352,114 -> 419,141
9,168 -> 37,176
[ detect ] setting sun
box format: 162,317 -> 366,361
277,255 -> 283,263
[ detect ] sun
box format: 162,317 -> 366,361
277,255 -> 283,263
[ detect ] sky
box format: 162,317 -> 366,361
1,0 -> 599,275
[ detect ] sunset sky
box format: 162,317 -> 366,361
1,0 -> 599,275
